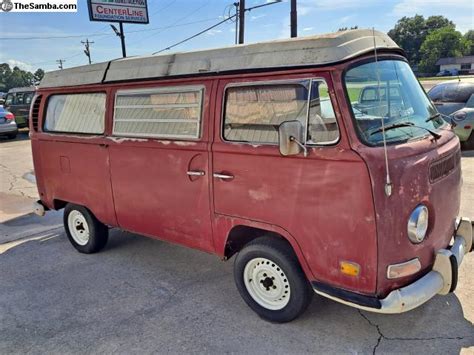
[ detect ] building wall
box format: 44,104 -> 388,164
440,64 -> 461,71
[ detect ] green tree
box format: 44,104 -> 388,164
388,15 -> 455,65
0,63 -> 43,91
419,27 -> 471,74
33,68 -> 45,85
0,63 -> 13,91
464,30 -> 474,55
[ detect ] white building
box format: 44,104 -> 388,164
436,56 -> 474,74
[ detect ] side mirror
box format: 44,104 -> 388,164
278,120 -> 307,157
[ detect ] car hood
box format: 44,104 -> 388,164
434,102 -> 465,116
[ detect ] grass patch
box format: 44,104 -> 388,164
346,87 -> 361,102
418,75 -> 474,81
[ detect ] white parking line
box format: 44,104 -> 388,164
0,233 -> 59,254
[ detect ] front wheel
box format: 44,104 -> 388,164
234,236 -> 313,323
462,131 -> 474,150
63,203 -> 108,254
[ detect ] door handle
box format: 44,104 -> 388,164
213,173 -> 234,180
99,143 -> 108,148
187,170 -> 205,176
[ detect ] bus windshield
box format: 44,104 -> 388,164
345,59 -> 445,145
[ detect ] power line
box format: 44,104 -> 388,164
153,16 -> 236,54
7,17 -> 221,69
149,0 -> 177,17
130,2 -> 209,47
1,32 -> 110,41
153,1 -> 283,54
1,17 -> 217,41
28,52 -> 83,66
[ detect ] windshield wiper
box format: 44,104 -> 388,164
370,121 -> 441,140
425,113 -> 441,122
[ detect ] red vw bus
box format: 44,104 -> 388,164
31,29 -> 472,322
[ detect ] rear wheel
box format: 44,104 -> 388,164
234,236 -> 313,323
63,203 -> 108,254
7,133 -> 17,140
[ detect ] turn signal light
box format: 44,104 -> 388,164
387,258 -> 421,279
340,261 -> 360,277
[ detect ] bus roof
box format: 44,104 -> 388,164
40,29 -> 401,89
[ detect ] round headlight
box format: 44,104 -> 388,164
407,205 -> 429,244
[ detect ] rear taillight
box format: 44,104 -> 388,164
5,113 -> 15,121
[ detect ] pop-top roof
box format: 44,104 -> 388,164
40,29 -> 401,89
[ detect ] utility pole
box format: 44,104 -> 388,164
234,2 -> 239,45
238,0 -> 245,44
81,38 -> 94,65
111,23 -> 127,58
56,59 -> 65,70
290,0 -> 297,38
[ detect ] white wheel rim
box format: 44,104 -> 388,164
243,257 -> 291,310
67,210 -> 90,246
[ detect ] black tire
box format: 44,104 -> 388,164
462,132 -> 474,150
7,133 -> 17,140
63,203 -> 108,254
234,236 -> 313,323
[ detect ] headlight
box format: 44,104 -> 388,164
407,205 -> 429,243
453,111 -> 467,121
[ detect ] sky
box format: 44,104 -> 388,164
0,0 -> 473,73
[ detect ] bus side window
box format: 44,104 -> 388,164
25,93 -> 34,105
223,82 -> 309,144
222,79 -> 340,146
5,94 -> 14,106
113,86 -> 204,140
16,93 -> 24,105
307,80 -> 340,145
44,93 -> 106,134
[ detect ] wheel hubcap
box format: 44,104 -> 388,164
243,257 -> 291,310
67,210 -> 90,246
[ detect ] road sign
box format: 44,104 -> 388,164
87,0 -> 148,24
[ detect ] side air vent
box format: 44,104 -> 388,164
30,95 -> 42,131
429,150 -> 461,183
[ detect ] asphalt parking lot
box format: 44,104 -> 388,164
1,131 -> 474,354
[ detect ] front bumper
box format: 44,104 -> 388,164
454,126 -> 472,142
313,217 -> 473,314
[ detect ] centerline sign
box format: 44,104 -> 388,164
87,0 -> 149,24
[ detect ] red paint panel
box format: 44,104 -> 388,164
37,139 -> 116,226
212,75 -> 378,294
108,141 -> 214,252
356,134 -> 461,297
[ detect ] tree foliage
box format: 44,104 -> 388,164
388,15 -> 454,65
464,30 -> 474,55
419,27 -> 471,73
0,63 -> 43,92
33,69 -> 45,84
